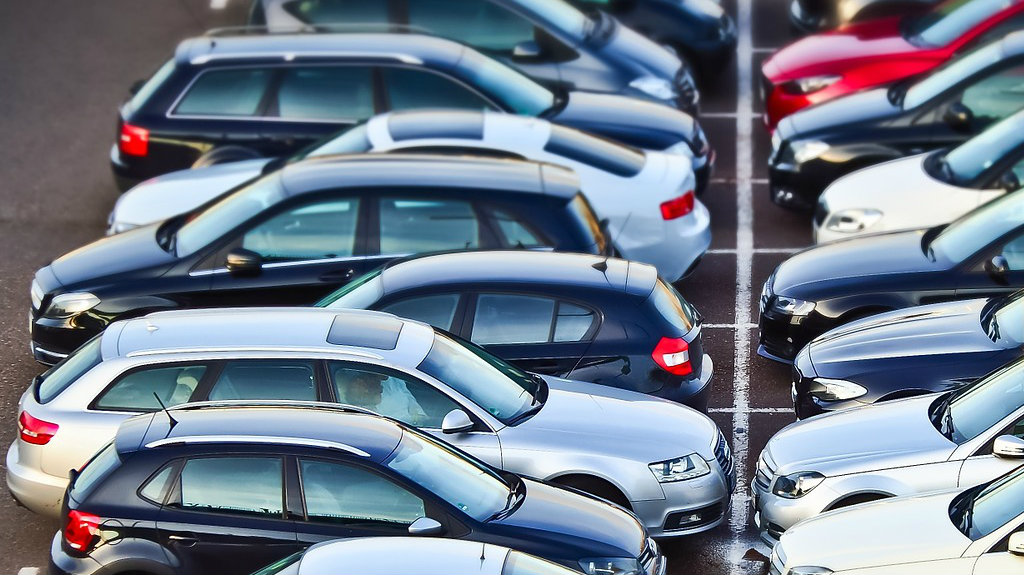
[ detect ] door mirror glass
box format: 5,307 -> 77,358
998,170 -> 1021,193
987,255 -> 1010,281
513,40 -> 542,59
441,409 -> 474,434
407,516 -> 444,536
993,434 -> 1024,459
944,102 -> 974,132
226,248 -> 263,276
1010,532 -> 1024,557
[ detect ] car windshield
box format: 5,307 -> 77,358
458,50 -> 556,116
904,41 -> 1002,109
317,268 -> 384,309
517,0 -> 590,39
942,109 -> 1024,184
951,465 -> 1024,539
927,185 -> 1024,262
904,0 -> 1012,48
384,430 -> 511,521
250,551 -> 303,575
174,174 -> 287,257
944,357 -> 1024,443
417,331 -> 540,424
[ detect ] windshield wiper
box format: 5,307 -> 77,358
930,392 -> 955,439
487,476 -> 525,521
987,314 -> 1001,342
507,402 -> 543,426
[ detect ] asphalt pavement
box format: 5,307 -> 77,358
0,1 -> 805,573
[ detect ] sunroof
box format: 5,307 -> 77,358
327,314 -> 403,350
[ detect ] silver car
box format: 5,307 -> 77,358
7,307 -> 734,537
751,354 -> 1024,545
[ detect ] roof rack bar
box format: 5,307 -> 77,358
167,399 -> 381,418
203,23 -> 434,37
145,435 -> 371,457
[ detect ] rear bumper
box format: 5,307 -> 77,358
7,443 -> 67,518
50,532 -> 104,575
628,199 -> 711,283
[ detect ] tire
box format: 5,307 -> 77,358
191,145 -> 262,168
554,475 -> 632,510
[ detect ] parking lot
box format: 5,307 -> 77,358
0,0 -> 805,572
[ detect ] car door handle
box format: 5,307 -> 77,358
320,268 -> 356,282
168,534 -> 199,547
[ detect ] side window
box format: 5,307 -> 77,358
381,68 -> 494,111
175,68 -> 274,117
94,365 -> 206,411
472,294 -> 596,345
378,198 -> 480,255
406,0 -> 537,53
960,64 -> 1024,125
274,66 -> 375,121
242,198 -> 359,262
554,302 -> 596,342
999,232 -> 1024,271
281,0 -> 390,24
207,360 -> 318,401
176,457 -> 284,517
489,207 -> 549,248
139,463 -> 176,505
299,459 -> 425,527
329,362 -> 461,428
379,294 -> 461,331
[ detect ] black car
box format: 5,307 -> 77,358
318,250 -> 714,410
572,0 -> 737,76
31,155 -> 608,364
112,32 -> 711,189
50,404 -> 662,575
758,186 -> 1024,363
791,291 -> 1024,418
247,0 -> 700,113
788,0 -> 939,33
769,30 -> 1024,210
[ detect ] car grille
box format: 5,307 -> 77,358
714,430 -> 736,491
754,451 -> 775,492
664,502 -> 724,531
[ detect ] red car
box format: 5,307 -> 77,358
762,0 -> 1024,130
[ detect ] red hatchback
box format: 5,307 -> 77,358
762,0 -> 1024,130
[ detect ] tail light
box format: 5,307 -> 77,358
652,337 -> 692,376
660,191 -> 695,220
64,510 -> 102,553
119,123 -> 149,157
19,411 -> 58,445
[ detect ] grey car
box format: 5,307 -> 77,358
8,307 -> 734,538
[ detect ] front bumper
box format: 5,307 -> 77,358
767,159 -> 832,212
634,467 -> 733,538
750,477 -> 841,546
30,315 -> 100,366
791,355 -> 872,419
757,307 -> 828,364
7,443 -> 67,517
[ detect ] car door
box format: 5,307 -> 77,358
203,192 -> 372,306
971,515 -> 1024,574
462,292 -> 597,376
258,64 -> 381,157
156,455 -> 301,575
956,225 -> 1024,300
200,359 -> 324,402
930,59 -> 1024,149
957,410 -> 1024,489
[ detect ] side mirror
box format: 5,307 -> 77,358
1010,532 -> 1024,557
513,40 -> 542,59
998,171 -> 1021,193
993,435 -> 1024,459
408,516 -> 444,536
129,78 -> 146,95
441,409 -> 474,434
226,248 -> 263,277
944,102 -> 973,132
68,468 -> 80,483
986,255 -> 1010,284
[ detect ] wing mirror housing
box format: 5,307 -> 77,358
986,255 -> 1010,284
513,40 -> 542,58
226,248 -> 263,277
441,409 -> 474,434
1009,532 -> 1024,556
408,517 -> 445,536
993,435 -> 1024,459
944,102 -> 973,132
998,170 -> 1021,193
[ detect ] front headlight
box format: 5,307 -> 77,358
649,454 -> 711,483
781,75 -> 841,95
790,140 -> 830,164
772,471 -> 825,499
808,378 -> 867,401
30,279 -> 44,310
770,295 -> 815,316
824,208 -> 883,233
44,292 -> 100,319
789,568 -> 833,575
579,558 -> 643,575
630,76 -> 677,101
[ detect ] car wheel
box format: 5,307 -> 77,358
554,475 -> 632,510
191,145 -> 262,168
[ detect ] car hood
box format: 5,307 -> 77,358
780,87 -> 899,139
552,91 -> 696,149
48,224 -> 178,287
511,377 -> 719,462
780,490 -> 969,571
765,394 -> 955,476
491,478 -> 647,558
112,159 -> 270,229
772,228 -> 938,295
596,19 -> 681,79
765,17 -> 921,78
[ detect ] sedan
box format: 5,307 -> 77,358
752,354 -> 1024,544
816,108 -> 1024,244
759,186 -> 1024,362
763,0 -> 1024,129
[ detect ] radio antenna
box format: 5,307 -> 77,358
152,393 -> 179,433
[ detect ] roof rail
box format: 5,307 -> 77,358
144,435 -> 371,457
167,399 -> 381,418
204,23 -> 433,37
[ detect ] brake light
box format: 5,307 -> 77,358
119,123 -> 149,157
660,191 -> 694,220
64,510 -> 102,553
19,411 -> 58,445
652,337 -> 692,376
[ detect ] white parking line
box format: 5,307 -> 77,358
710,407 -> 792,414
702,112 -> 739,118
707,248 -> 802,255
753,47 -> 778,54
704,323 -> 758,329
17,568 -> 40,575
210,0 -> 229,8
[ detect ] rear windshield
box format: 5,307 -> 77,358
648,280 -> 696,333
544,125 -> 646,178
69,442 -> 121,504
37,336 -> 103,404
128,58 -> 176,112
568,194 -> 607,254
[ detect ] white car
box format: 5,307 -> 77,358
110,110 -> 710,281
770,464 -> 1024,575
814,108 -> 1024,244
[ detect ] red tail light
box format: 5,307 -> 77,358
660,191 -> 695,220
652,337 -> 692,376
64,510 -> 102,553
119,123 -> 149,157
19,411 -> 58,445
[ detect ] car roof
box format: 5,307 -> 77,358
298,538 -> 512,575
102,307 -> 434,361
174,32 -> 467,67
278,154 -> 580,199
121,405 -> 405,462
379,251 -> 659,297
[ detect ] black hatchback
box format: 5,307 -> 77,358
50,404 -> 663,575
30,155 -> 608,364
319,250 -> 714,410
